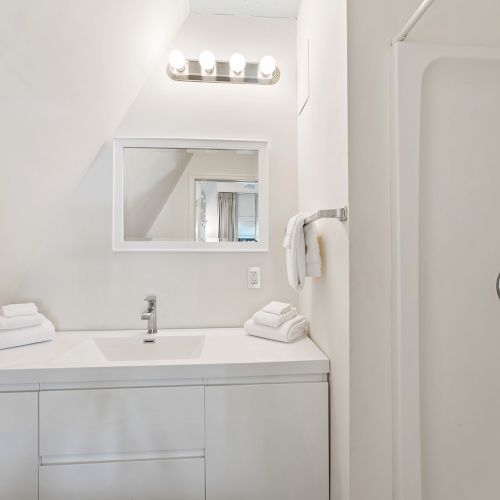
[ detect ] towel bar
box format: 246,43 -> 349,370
303,207 -> 348,225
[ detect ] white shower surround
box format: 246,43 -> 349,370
391,41 -> 500,500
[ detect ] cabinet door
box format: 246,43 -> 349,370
40,458 -> 205,500
0,392 -> 38,500
205,382 -> 329,500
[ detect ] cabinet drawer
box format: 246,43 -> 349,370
40,386 -> 203,457
39,458 -> 205,500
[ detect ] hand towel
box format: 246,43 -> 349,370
0,313 -> 44,330
0,317 -> 55,350
261,301 -> 294,316
304,223 -> 321,278
1,303 -> 38,318
244,315 -> 308,343
253,307 -> 297,328
283,213 -> 307,290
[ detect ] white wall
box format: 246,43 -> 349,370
0,0 -> 189,304
296,1 -> 349,500
346,1 -> 500,500
124,148 -> 192,238
13,14 -> 298,331
419,57 -> 500,500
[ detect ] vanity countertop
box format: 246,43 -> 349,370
0,328 -> 329,386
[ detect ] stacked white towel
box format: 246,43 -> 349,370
244,301 -> 308,343
0,303 -> 55,350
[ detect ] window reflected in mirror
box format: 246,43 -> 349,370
123,148 -> 259,242
195,180 -> 258,242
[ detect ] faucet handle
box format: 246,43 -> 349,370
144,295 -> 156,308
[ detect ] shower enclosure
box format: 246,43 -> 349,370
392,41 -> 500,500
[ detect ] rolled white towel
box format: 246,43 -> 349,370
253,307 -> 297,328
1,303 -> 38,318
0,317 -> 55,350
244,315 -> 308,343
0,313 -> 44,330
261,301 -> 294,316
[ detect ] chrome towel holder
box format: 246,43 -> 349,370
303,207 -> 348,226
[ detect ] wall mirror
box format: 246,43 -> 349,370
113,138 -> 268,251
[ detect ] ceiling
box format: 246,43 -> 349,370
190,0 -> 301,18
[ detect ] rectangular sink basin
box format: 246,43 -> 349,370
94,335 -> 205,362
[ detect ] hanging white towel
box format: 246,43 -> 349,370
1,303 -> 38,318
253,307 -> 297,328
244,315 -> 308,343
304,223 -> 321,277
0,317 -> 55,350
0,313 -> 44,330
283,213 -> 308,290
261,301 -> 294,316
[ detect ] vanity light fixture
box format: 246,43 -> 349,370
199,50 -> 216,74
166,49 -> 280,85
168,49 -> 186,73
259,56 -> 277,78
229,52 -> 246,75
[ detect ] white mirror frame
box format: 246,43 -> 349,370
113,137 -> 269,252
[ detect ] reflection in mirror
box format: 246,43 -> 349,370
195,180 -> 258,242
123,148 -> 258,242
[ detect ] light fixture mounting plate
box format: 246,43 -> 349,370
167,60 -> 280,85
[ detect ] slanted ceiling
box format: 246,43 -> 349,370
0,0 -> 189,302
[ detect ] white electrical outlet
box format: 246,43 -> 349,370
248,267 -> 261,289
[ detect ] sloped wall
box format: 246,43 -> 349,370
13,14 -> 298,330
0,0 -> 189,303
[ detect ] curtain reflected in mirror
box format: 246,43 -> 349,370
195,181 -> 258,242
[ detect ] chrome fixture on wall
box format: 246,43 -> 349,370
141,295 -> 157,339
167,50 -> 280,85
303,207 -> 348,225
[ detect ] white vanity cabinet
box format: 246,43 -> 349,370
33,380 -> 329,500
38,385 -> 205,500
205,382 -> 329,500
0,329 -> 330,500
0,391 -> 38,500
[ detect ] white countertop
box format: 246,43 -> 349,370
0,328 -> 330,386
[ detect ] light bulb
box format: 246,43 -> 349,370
229,52 -> 246,75
199,50 -> 216,73
168,49 -> 186,72
259,55 -> 277,77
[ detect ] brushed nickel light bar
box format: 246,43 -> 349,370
167,50 -> 280,85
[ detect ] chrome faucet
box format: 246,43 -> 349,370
141,295 -> 157,335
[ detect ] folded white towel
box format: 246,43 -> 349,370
253,308 -> 297,328
261,301 -> 294,316
283,214 -> 308,290
304,223 -> 321,278
1,303 -> 38,318
244,315 -> 308,343
0,317 -> 55,350
0,313 -> 44,330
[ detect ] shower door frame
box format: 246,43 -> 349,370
391,41 -> 500,500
